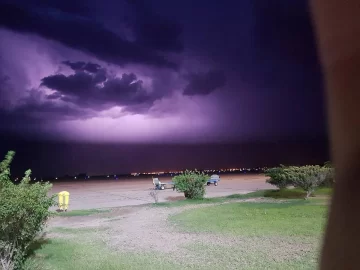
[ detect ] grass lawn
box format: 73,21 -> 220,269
181,242 -> 318,270
170,197 -> 328,269
263,187 -> 332,199
152,190 -> 268,208
170,200 -> 328,236
25,188 -> 330,270
53,209 -> 109,217
50,227 -> 108,234
153,188 -> 331,208
25,239 -> 182,270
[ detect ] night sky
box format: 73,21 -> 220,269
0,0 -> 329,176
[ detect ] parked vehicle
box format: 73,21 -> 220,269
152,177 -> 175,190
207,174 -> 220,186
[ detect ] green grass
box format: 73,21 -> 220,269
314,187 -> 332,196
53,209 -> 109,217
50,227 -> 107,234
171,200 -> 328,236
263,189 -> 305,199
153,190 -> 267,208
28,188 -> 331,269
153,188 -> 332,208
153,197 -> 225,207
263,187 -> 332,199
181,243 -> 319,270
27,235 -> 319,270
169,199 -> 327,269
225,190 -> 266,199
25,239 -> 183,270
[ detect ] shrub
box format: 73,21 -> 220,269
285,165 -> 330,199
321,161 -> 335,187
0,151 -> 55,270
323,161 -> 333,168
265,165 -> 292,190
172,170 -> 208,199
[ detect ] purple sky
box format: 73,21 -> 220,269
0,0 -> 329,175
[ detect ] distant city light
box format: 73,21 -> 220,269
42,167 -> 267,180
142,167 -> 266,175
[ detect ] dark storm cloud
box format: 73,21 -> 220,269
0,68 -> 90,138
62,61 -> 101,73
135,16 -> 183,52
0,0 -> 328,147
128,0 -> 183,52
227,0 -> 321,91
0,74 -> 13,107
249,1 -> 322,90
16,100 -> 91,121
183,70 -> 226,96
41,61 -> 156,113
0,90 -> 92,137
17,87 -> 93,120
3,0 -> 90,16
0,2 -> 178,69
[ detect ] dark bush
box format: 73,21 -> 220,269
284,165 -> 331,199
0,151 -> 55,269
265,165 -> 292,190
321,161 -> 335,187
172,170 -> 208,199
